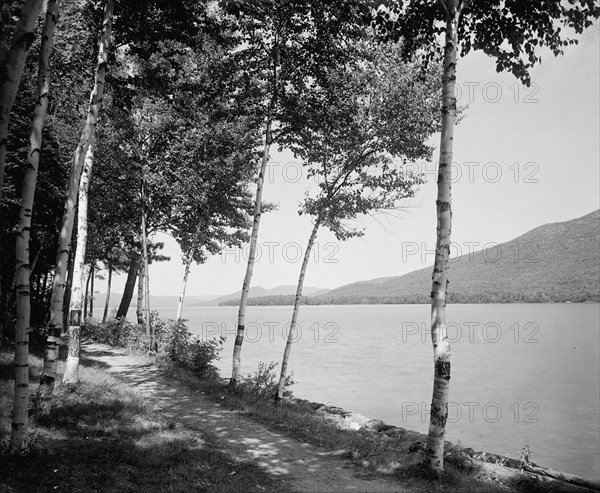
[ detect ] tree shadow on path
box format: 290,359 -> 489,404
81,342 -> 413,493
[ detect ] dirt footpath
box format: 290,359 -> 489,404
82,342 -> 415,493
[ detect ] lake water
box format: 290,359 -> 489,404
109,303 -> 600,480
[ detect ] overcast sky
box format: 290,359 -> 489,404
98,24 -> 599,298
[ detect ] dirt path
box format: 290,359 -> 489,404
82,342 -> 414,493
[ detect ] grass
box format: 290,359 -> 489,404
159,357 -> 582,493
0,343 -> 295,493
160,361 -> 518,493
0,332 -> 562,493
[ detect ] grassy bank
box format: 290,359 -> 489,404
163,361 -> 518,493
1,316 -> 586,493
89,314 -> 512,491
0,343 -> 294,492
145,324 -> 588,493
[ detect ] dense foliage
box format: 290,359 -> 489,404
83,312 -> 225,380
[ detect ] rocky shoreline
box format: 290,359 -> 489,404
284,396 -> 600,492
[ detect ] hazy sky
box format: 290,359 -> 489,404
98,24 -> 599,298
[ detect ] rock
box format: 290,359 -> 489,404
472,451 -> 488,461
383,427 -> 407,437
321,405 -> 347,416
364,419 -> 386,432
323,414 -> 342,424
345,413 -> 370,428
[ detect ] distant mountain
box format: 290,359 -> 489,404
197,285 -> 330,306
94,286 -> 330,310
225,210 -> 600,306
314,210 -> 599,304
93,293 -> 215,309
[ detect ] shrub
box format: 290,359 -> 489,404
185,336 -> 225,379
82,317 -> 147,350
237,361 -> 295,403
83,313 -> 225,381
157,318 -> 225,379
518,440 -> 533,471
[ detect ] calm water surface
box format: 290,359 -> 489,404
119,303 -> 600,480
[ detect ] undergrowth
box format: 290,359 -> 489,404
83,312 -> 225,380
0,345 -> 294,493
18,315 -> 549,492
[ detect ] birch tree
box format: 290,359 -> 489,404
37,0 -> 113,413
223,0 -> 290,387
222,0 -> 375,387
117,97 -> 181,340
88,101 -> 171,322
168,109 -> 260,327
276,40 -> 440,401
10,0 -> 59,454
0,0 -> 44,339
0,0 -> 44,204
174,221 -> 252,326
376,0 -> 600,472
70,0 -> 208,324
102,260 -> 112,321
140,202 -> 152,347
136,263 -> 144,323
90,112 -> 143,320
122,29 -> 263,329
0,0 -> 113,338
62,143 -> 93,385
174,223 -> 249,327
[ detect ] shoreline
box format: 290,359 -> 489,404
109,303 -> 600,482
278,395 -> 600,492
77,314 -> 600,489
74,339 -> 599,492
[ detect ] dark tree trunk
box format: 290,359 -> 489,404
89,261 -> 95,315
116,255 -> 139,318
83,265 -> 91,319
62,225 -> 76,333
41,270 -> 49,305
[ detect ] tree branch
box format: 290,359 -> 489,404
437,0 -> 450,20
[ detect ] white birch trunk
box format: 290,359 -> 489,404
136,265 -> 144,325
63,144 -> 93,385
277,218 -> 321,402
141,209 -> 152,349
38,0 -> 113,413
176,256 -> 192,325
0,0 -> 44,203
0,0 -> 44,340
10,0 -> 60,454
230,118 -> 272,386
102,262 -> 112,322
426,0 -> 460,472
